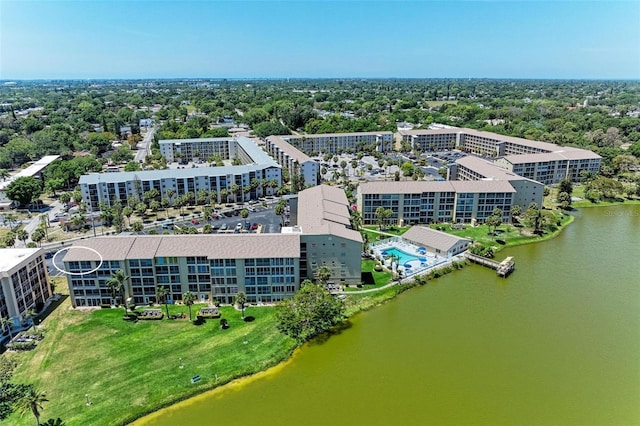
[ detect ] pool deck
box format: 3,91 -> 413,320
371,237 -> 447,278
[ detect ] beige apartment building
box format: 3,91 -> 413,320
63,185 -> 362,307
357,180 -> 515,226
278,131 -> 394,155
399,127 -> 600,183
450,156 -> 544,208
265,135 -> 320,187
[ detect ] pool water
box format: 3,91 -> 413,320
381,247 -> 423,266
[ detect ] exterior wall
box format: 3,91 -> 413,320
459,133 -> 504,156
300,234 -> 362,284
299,160 -> 320,186
404,132 -> 460,152
81,166 -> 282,210
284,132 -> 394,154
0,251 -> 51,331
65,254 -> 300,307
159,138 -> 235,164
495,157 -> 601,185
451,162 -> 543,209
358,189 -> 513,226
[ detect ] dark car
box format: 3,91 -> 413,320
251,223 -> 258,230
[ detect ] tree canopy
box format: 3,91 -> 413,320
5,176 -> 42,207
275,281 -> 344,342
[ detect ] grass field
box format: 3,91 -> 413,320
7,287 -> 296,426
431,210 -> 573,252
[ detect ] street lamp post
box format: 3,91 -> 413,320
85,393 -> 92,406
179,357 -> 184,369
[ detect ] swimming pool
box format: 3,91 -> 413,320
381,247 -> 424,266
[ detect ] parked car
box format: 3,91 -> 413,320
191,219 -> 199,225
220,223 -> 228,230
251,223 -> 258,230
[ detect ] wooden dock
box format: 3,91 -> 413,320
464,252 -> 515,277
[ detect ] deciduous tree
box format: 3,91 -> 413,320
275,281 -> 344,342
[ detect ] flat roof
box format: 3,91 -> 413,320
455,156 -> 541,184
78,162 -> 280,185
0,248 -> 42,276
0,155 -> 60,191
158,136 -> 279,167
502,149 -> 601,164
266,136 -> 312,163
283,131 -> 393,139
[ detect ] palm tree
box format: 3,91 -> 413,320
235,292 -> 247,319
106,270 -> 130,315
131,221 -> 144,234
17,229 -> 29,247
166,188 -> 176,206
0,316 -> 14,339
31,228 -> 46,247
314,265 -> 332,287
18,386 -> 48,426
23,308 -> 37,329
230,184 -> 240,202
4,213 -> 16,228
149,200 -> 160,221
183,291 -> 196,321
39,214 -> 49,241
156,285 -> 170,319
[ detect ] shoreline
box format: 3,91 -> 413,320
129,346 -> 303,425
129,208 -> 585,425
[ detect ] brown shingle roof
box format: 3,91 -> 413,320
358,180 -> 515,195
62,234 -> 301,262
402,226 -> 470,253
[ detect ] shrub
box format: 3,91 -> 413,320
220,318 -> 229,329
374,264 -> 383,272
7,341 -> 37,351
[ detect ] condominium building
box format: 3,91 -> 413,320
277,132 -> 394,155
450,156 -> 544,208
265,136 -> 320,187
291,185 -> 363,284
159,136 -> 275,165
494,150 -> 602,185
399,129 -> 460,152
399,127 -> 600,183
79,164 -> 282,211
63,185 -> 362,307
0,249 -> 52,335
357,180 -> 515,226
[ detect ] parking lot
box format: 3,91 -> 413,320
143,201 -> 286,235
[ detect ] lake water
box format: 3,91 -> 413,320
136,205 -> 640,426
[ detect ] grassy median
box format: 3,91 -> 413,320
7,289 -> 296,426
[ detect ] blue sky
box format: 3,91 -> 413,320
1,1 -> 639,79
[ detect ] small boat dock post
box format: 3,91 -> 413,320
464,252 -> 515,277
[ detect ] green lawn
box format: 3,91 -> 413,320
431,210 -> 573,251
345,259 -> 392,292
361,225 -> 410,243
431,210 -> 574,253
7,294 -> 296,426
